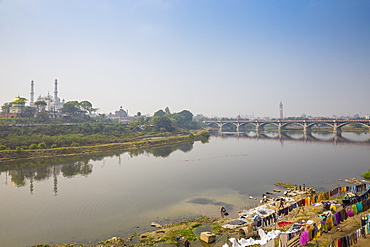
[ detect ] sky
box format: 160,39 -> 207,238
0,0 -> 369,118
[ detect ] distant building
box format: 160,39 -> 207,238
33,79 -> 65,115
0,96 -> 26,118
107,106 -> 140,123
0,113 -> 18,118
9,97 -> 26,114
115,106 -> 128,119
108,106 -> 130,123
279,101 -> 283,119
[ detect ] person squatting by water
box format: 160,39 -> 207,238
220,206 -> 228,218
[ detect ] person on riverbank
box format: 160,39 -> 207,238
279,198 -> 285,208
220,206 -> 228,217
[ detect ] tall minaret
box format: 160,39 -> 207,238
54,79 -> 58,107
279,101 -> 283,119
30,80 -> 35,107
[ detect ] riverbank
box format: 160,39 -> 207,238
31,180 -> 370,247
0,131 -> 210,164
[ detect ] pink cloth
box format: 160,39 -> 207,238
300,230 -> 309,245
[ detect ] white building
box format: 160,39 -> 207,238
30,79 -> 65,114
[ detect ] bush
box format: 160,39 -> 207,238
29,143 -> 38,149
16,147 -> 23,152
200,131 -> 210,138
0,145 -> 6,150
70,142 -> 80,147
38,143 -> 47,149
51,144 -> 57,148
361,170 -> 370,178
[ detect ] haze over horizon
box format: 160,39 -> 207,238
1,0 -> 369,118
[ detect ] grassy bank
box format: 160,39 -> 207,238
0,131 -> 210,164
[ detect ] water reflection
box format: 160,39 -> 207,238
0,142 -> 194,194
217,130 -> 370,145
128,142 -> 194,158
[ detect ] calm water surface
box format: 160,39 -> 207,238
0,131 -> 369,247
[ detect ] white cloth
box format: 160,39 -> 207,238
264,239 -> 274,247
229,238 -> 241,247
233,229 -> 281,247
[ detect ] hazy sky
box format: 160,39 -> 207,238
1,0 -> 369,118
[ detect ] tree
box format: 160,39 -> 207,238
178,110 -> 193,122
36,111 -> 49,121
152,116 -> 173,131
176,110 -> 193,128
137,112 -> 142,117
1,102 -> 11,113
165,107 -> 171,114
34,100 -> 47,111
61,101 -> 82,116
79,100 -> 97,115
21,106 -> 36,118
154,109 -> 166,117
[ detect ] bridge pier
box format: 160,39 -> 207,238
277,123 -> 286,132
333,123 -> 342,136
217,122 -> 225,132
255,123 -> 264,132
303,127 -> 312,135
333,127 -> 342,136
234,122 -> 241,133
303,130 -> 313,141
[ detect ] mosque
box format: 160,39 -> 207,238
0,79 -> 65,118
30,79 -> 65,113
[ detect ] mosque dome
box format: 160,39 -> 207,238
11,97 -> 25,104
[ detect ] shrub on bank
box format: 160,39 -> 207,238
38,143 -> 47,149
70,142 -> 80,147
29,143 -> 38,149
362,170 -> 370,178
200,131 -> 210,138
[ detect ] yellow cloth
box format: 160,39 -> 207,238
326,216 -> 334,230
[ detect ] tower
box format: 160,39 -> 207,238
279,101 -> 283,119
30,80 -> 35,107
54,79 -> 58,103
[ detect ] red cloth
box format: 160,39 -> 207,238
278,222 -> 293,227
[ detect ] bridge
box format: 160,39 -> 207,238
203,119 -> 370,135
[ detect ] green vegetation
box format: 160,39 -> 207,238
0,106 -> 212,162
0,107 -> 206,150
361,170 -> 370,178
274,182 -> 295,189
0,132 -> 209,162
139,216 -> 225,246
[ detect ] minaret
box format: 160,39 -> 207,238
279,101 -> 283,119
30,80 -> 35,107
54,79 -> 59,111
54,79 -> 58,103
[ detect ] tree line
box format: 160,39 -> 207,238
0,107 -> 206,150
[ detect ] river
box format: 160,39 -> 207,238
0,131 -> 369,246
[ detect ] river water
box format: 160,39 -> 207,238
0,131 -> 369,247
